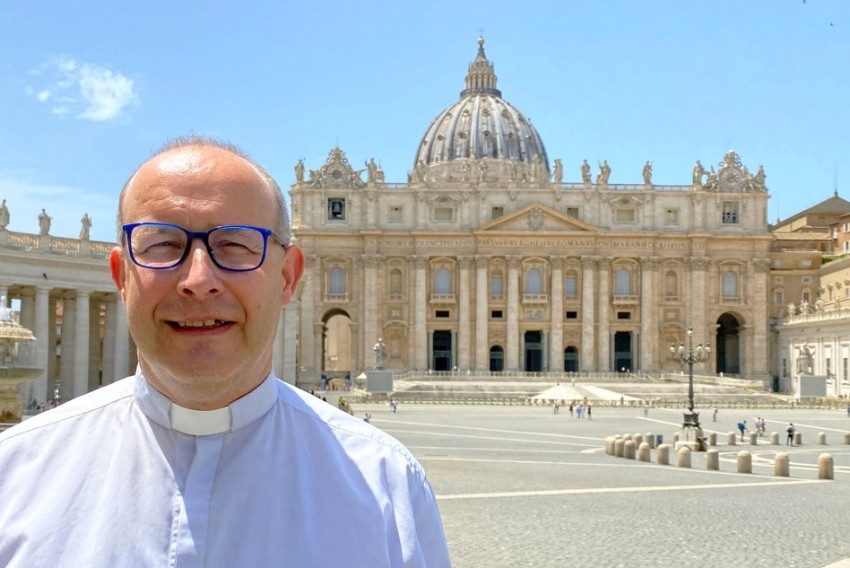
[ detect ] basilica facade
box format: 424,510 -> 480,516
289,38 -> 773,387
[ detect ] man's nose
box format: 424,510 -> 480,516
178,241 -> 222,296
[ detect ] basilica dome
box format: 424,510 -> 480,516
413,38 -> 550,182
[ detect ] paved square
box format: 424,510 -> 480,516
358,402 -> 850,567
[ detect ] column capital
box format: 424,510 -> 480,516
752,258 -> 771,273
688,256 -> 709,271
361,254 -> 381,268
506,255 -> 522,270
412,255 -> 429,269
457,255 -> 474,268
581,256 -> 598,269
548,255 -> 566,270
474,255 -> 490,269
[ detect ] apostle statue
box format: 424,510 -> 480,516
38,208 -> 51,236
79,213 -> 92,241
373,338 -> 386,370
0,199 -> 9,229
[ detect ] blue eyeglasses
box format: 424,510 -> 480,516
122,222 -> 286,272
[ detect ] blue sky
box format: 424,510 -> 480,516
0,0 -> 847,243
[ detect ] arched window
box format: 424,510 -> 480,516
564,273 -> 578,298
525,268 -> 542,294
329,267 -> 345,295
435,267 -> 451,294
615,268 -> 631,296
490,273 -> 503,297
722,271 -> 738,298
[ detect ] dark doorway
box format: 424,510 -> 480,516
432,330 -> 452,371
489,345 -> 504,372
614,331 -> 633,372
716,314 -> 740,375
525,331 -> 543,372
564,346 -> 579,372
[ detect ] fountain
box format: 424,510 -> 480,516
0,295 -> 42,423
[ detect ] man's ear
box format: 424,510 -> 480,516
280,245 -> 304,307
109,247 -> 128,303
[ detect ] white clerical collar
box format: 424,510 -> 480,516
134,369 -> 279,436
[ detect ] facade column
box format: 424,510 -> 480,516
413,256 -> 428,371
596,258 -> 610,370
549,256 -> 564,372
751,259 -> 770,378
298,254 -> 318,384
581,257 -> 596,371
33,286 -> 51,403
73,289 -> 90,398
640,257 -> 657,370
363,254 -> 379,365
113,294 -> 130,380
690,257 -> 709,369
60,295 -> 76,400
275,298 -> 299,384
474,256 -> 489,371
457,256 -> 472,371
17,290 -> 35,403
506,255 -> 521,371
102,296 -> 117,385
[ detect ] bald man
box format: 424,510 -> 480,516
0,136 -> 450,567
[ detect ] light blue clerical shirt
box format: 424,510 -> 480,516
0,370 -> 450,567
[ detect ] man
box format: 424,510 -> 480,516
787,422 -> 796,446
738,419 -> 747,441
0,137 -> 450,567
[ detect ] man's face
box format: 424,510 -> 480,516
110,145 -> 303,409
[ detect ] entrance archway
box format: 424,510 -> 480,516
716,313 -> 741,375
322,310 -> 352,389
614,331 -> 633,372
432,330 -> 452,371
564,346 -> 579,372
489,345 -> 504,372
524,330 -> 543,372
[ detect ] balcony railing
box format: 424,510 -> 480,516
429,293 -> 456,304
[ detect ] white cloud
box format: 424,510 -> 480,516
26,56 -> 139,122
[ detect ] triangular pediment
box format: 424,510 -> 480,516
476,202 -> 599,233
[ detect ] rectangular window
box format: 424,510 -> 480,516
491,275 -> 503,297
664,208 -> 679,225
844,222 -> 849,233
490,310 -> 503,319
328,198 -> 346,220
616,209 -> 635,223
844,241 -> 850,253
617,311 -> 631,320
774,291 -> 783,305
565,310 -> 578,320
435,310 -> 450,318
491,206 -> 504,219
802,276 -> 812,284
566,207 -> 579,219
721,202 -> 739,224
800,259 -> 812,268
565,275 -> 578,298
433,207 -> 454,222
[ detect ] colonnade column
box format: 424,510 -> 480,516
474,256 -> 489,371
413,256 -> 428,371
549,256 -> 564,372
102,297 -> 117,385
506,255 -> 521,371
73,289 -> 90,398
32,286 -> 51,403
457,256 -> 472,371
596,258 -> 610,370
640,257 -> 657,370
580,257 -> 596,372
60,295 -> 76,400
363,254 -> 379,364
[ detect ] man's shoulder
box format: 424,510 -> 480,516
0,378 -> 134,443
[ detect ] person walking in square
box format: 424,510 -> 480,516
786,423 -> 795,446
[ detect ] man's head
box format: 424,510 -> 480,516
110,136 -> 303,409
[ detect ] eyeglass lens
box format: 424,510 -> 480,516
129,224 -> 267,270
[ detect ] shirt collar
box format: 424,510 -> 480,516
134,369 -> 279,436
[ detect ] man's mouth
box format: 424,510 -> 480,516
170,319 -> 230,329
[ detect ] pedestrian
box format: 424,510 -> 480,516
643,403 -> 649,417
738,420 -> 748,441
712,407 -> 718,422
0,136 -> 449,566
786,423 -> 795,446
587,404 -> 592,421
553,401 -> 560,414
568,402 -> 574,417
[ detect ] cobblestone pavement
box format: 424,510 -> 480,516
357,402 -> 850,568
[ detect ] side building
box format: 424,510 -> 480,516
290,38 -> 773,389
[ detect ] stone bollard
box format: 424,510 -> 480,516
638,442 -> 651,462
844,432 -> 850,445
672,433 -> 680,444
771,432 -> 779,445
819,453 -> 834,480
615,438 -> 626,458
708,432 -> 717,447
728,432 -> 737,446
737,450 -> 752,474
633,434 -> 643,447
818,432 -> 827,445
624,440 -> 636,460
657,444 -> 671,465
622,433 -> 633,441
774,452 -> 790,477
605,437 -> 615,455
794,432 -> 803,446
706,449 -> 719,471
647,432 -> 655,449
677,447 -> 691,468
749,432 -> 758,446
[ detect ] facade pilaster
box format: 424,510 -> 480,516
474,255 -> 489,371
690,257 -> 709,365
581,257 -> 597,371
363,254 -> 380,366
640,257 -> 658,370
299,254 -> 318,383
506,255 -> 521,371
549,256 -> 564,371
73,289 -> 90,398
457,256 -> 472,371
596,258 -> 610,370
751,258 -> 771,377
413,256 -> 428,370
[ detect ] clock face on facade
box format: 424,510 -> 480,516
719,168 -> 744,191
329,165 -> 345,180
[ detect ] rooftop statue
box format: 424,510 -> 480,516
692,160 -> 704,186
38,209 -> 51,236
0,199 -> 8,229
642,161 -> 652,185
552,159 -> 563,183
79,213 -> 92,241
580,159 -> 591,184
294,159 -> 305,183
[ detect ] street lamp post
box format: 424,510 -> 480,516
670,328 -> 711,432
